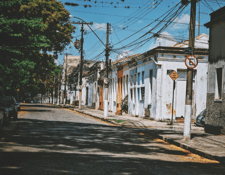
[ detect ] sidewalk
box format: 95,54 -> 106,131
59,104 -> 225,164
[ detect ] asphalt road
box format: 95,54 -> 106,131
0,104 -> 224,175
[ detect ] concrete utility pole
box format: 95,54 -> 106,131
79,23 -> 84,110
57,72 -> 60,105
64,53 -> 68,105
53,76 -> 55,104
184,0 -> 196,141
73,21 -> 93,109
198,1 -> 200,36
104,23 -> 110,118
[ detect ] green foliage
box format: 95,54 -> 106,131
122,104 -> 128,113
121,95 -> 128,113
110,119 -> 125,124
0,0 -> 75,96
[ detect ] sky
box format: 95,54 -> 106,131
55,0 -> 225,65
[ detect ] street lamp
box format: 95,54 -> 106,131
74,39 -> 81,51
69,15 -> 110,115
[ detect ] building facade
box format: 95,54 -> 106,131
205,6 -> 225,134
102,45 -> 208,121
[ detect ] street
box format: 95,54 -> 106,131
0,104 -> 224,175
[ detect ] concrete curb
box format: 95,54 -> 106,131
157,135 -> 225,164
72,108 -> 225,164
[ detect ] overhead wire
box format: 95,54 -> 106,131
111,2 -> 181,48
112,0 -> 163,31
112,0 -> 154,30
112,2 -> 188,52
68,9 -> 196,26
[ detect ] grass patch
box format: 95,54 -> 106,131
110,119 -> 125,124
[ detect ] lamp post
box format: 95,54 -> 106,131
70,16 -> 107,111
64,53 -> 68,105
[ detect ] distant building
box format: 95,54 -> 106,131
172,33 -> 209,49
61,55 -> 80,103
204,6 -> 225,134
68,59 -> 101,105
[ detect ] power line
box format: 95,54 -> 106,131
111,2 -> 181,47
65,2 -> 156,8
111,2 -> 188,52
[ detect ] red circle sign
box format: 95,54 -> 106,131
185,55 -> 198,69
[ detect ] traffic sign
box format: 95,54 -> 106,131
78,85 -> 83,90
185,55 -> 198,69
103,78 -> 109,84
169,70 -> 179,81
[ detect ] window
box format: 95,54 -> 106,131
121,77 -> 123,93
150,70 -> 153,92
138,88 -> 140,101
130,89 -> 133,100
142,71 -> 145,84
215,68 -> 223,100
138,72 -> 140,85
149,70 -> 153,104
141,87 -> 145,101
112,78 -> 114,93
134,74 -> 137,85
130,75 -> 133,86
123,76 -> 125,96
126,75 -> 128,94
110,79 -> 112,96
134,88 -> 136,103
114,78 -> 116,99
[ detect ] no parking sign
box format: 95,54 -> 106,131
185,55 -> 198,69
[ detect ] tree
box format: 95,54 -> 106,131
0,0 -> 75,96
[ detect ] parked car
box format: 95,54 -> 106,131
15,100 -> 21,111
0,100 -> 10,133
0,96 -> 18,120
194,109 -> 206,127
0,110 -> 4,135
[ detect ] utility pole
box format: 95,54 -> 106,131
104,23 -> 110,118
64,53 -> 68,105
198,1 -> 200,36
184,0 -> 196,141
73,21 -> 93,109
57,72 -> 61,105
53,76 -> 55,104
79,23 -> 84,110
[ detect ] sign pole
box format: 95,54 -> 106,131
169,70 -> 179,125
171,80 -> 175,125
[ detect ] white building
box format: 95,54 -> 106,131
101,34 -> 209,120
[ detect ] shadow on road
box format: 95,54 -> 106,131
21,104 -> 58,108
19,109 -> 52,112
0,106 -> 224,174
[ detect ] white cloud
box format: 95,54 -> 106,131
171,13 -> 198,30
138,20 -> 143,23
119,49 -> 134,59
113,49 -> 134,61
172,14 -> 190,30
93,23 -> 107,31
83,23 -> 107,31
149,31 -> 178,50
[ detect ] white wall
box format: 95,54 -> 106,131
128,60 -> 157,118
156,59 -> 208,120
108,69 -> 117,113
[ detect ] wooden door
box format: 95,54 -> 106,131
99,85 -> 103,110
